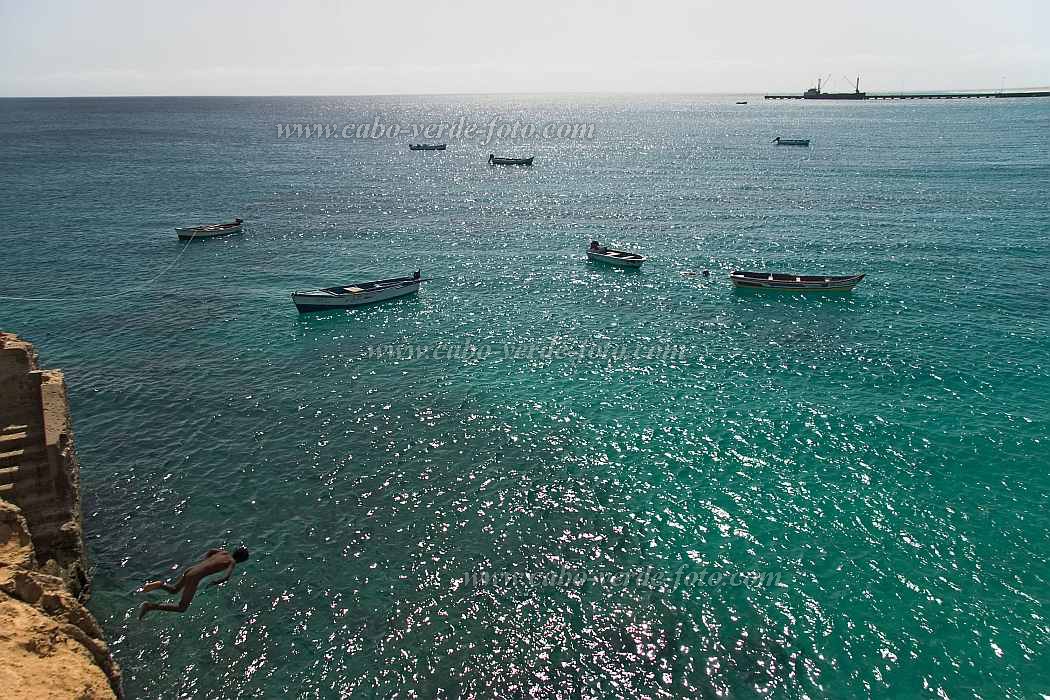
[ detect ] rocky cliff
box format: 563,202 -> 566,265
0,332 -> 122,699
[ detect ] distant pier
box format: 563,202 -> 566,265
765,90 -> 1050,101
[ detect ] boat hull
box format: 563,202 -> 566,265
489,157 -> 534,166
587,250 -> 646,269
730,271 -> 864,292
409,144 -> 446,150
292,280 -> 421,311
774,139 -> 810,147
176,223 -> 242,240
804,92 -> 866,100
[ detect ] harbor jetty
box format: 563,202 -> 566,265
766,77 -> 1050,100
0,332 -> 122,699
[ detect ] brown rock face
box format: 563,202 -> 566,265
0,500 -> 34,570
0,334 -> 122,699
0,332 -> 89,596
0,595 -> 116,699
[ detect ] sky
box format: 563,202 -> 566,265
1,0 -> 1048,97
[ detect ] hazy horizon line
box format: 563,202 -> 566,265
3,84 -> 1050,100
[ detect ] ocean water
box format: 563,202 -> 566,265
1,94 -> 1048,698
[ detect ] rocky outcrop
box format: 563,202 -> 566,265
0,333 -> 88,595
0,333 -> 121,699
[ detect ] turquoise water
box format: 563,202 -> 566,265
1,95 -> 1048,698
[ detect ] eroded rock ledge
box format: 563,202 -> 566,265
0,332 -> 122,699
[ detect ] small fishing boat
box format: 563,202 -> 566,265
175,218 -> 243,240
729,270 -> 864,291
409,144 -> 446,150
773,137 -> 810,146
292,272 -> 428,312
488,154 -> 534,166
586,241 -> 647,269
736,101 -> 748,105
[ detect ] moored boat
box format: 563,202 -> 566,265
586,241 -> 647,269
729,270 -> 864,291
736,100 -> 748,104
175,218 -> 243,240
409,144 -> 446,150
292,271 -> 428,312
773,137 -> 810,146
488,154 -> 534,166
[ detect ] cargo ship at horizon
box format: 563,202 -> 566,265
802,76 -> 866,100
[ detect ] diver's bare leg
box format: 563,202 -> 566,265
139,578 -> 198,619
141,572 -> 185,594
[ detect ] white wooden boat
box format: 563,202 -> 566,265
730,270 -> 864,291
176,218 -> 243,240
586,241 -> 647,269
773,137 -> 810,146
292,272 -> 428,312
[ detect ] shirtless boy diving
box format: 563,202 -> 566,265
138,546 -> 249,620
